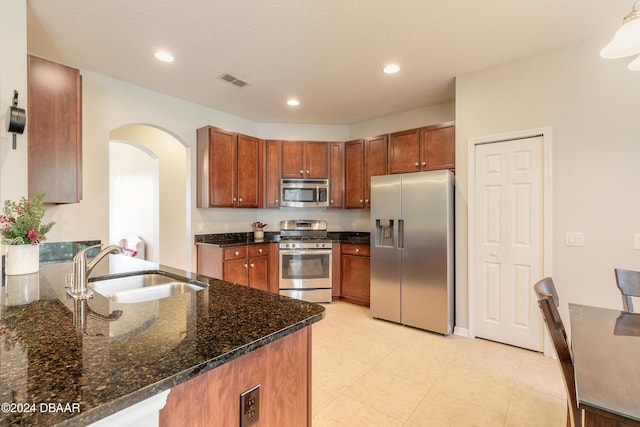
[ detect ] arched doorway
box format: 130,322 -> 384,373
109,124 -> 189,270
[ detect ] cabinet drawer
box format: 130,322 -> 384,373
341,244 -> 370,257
223,246 -> 247,260
249,244 -> 269,257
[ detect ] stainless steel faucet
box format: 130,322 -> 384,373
67,244 -> 122,300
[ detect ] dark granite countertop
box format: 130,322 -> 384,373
195,231 -> 370,247
0,256 -> 325,426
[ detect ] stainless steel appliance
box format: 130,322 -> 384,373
280,179 -> 329,208
370,170 -> 454,335
278,220 -> 332,303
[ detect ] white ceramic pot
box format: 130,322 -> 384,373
4,244 -> 40,275
254,230 -> 264,241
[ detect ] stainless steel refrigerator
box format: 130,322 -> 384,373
370,169 -> 454,335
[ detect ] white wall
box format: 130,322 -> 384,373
109,141 -> 158,262
0,0 -> 28,203
456,35 -> 640,331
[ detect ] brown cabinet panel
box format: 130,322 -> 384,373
422,123 -> 455,171
328,142 -> 344,209
281,141 -> 306,178
281,141 -> 329,179
236,134 -> 260,207
160,328 -> 311,427
364,135 -> 388,208
249,255 -> 269,291
340,244 -> 370,307
223,258 -> 248,286
389,128 -> 421,174
388,123 -> 455,174
28,55 -> 82,203
197,127 -> 261,208
264,140 -> 282,208
344,140 -> 365,208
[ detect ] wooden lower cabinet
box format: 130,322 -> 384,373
160,327 -> 311,427
340,244 -> 370,306
197,244 -> 273,292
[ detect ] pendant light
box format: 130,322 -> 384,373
601,0 -> 640,64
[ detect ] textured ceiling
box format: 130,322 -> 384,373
26,0 -> 628,125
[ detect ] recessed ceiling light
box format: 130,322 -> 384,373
154,51 -> 174,63
383,64 -> 400,74
287,99 -> 300,106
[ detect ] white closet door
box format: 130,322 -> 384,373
474,136 -> 543,351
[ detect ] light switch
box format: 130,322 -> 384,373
566,232 -> 585,247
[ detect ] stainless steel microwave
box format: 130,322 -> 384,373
280,179 -> 329,208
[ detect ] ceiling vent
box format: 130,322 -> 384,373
218,73 -> 251,88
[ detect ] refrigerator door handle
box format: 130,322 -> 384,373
398,219 -> 404,249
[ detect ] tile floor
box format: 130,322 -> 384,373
311,301 -> 567,426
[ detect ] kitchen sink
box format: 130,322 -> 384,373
88,271 -> 208,304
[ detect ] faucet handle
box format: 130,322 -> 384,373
74,244 -> 102,262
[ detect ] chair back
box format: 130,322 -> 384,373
533,277 -> 582,427
614,268 -> 640,312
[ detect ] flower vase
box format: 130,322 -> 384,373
4,244 -> 40,275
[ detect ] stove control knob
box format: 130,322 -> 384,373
284,243 -> 290,248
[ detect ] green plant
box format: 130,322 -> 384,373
0,194 -> 54,245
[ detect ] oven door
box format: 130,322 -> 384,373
279,249 -> 332,289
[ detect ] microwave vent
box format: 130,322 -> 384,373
218,73 -> 251,88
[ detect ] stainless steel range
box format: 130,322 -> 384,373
278,220 -> 332,303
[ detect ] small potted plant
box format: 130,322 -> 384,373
1,193 -> 54,275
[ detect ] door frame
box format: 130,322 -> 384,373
467,126 -> 553,355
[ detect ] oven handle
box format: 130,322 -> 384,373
279,249 -> 332,256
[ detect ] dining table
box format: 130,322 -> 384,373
569,303 -> 640,426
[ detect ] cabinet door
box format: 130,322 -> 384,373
389,129 -> 420,174
341,252 -> 370,306
236,134 -> 260,207
264,140 -> 281,208
305,142 -> 329,178
248,255 -> 269,291
208,128 -> 237,207
28,55 -> 82,204
281,141 -> 305,178
344,140 -> 365,208
224,258 -> 248,286
328,142 -> 344,209
422,124 -> 455,171
365,135 -> 388,208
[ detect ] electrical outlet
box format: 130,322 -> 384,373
566,232 -> 585,247
240,384 -> 260,427
634,233 -> 640,250
224,224 -> 230,232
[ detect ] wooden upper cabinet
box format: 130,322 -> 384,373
344,135 -> 387,209
28,55 -> 82,204
421,122 -> 455,171
264,140 -> 282,208
344,139 -> 365,208
328,142 -> 344,209
281,141 -> 328,179
389,128 -> 421,174
197,126 -> 261,208
389,122 -> 455,174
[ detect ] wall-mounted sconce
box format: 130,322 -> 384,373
5,90 -> 26,149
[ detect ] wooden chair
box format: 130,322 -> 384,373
614,268 -> 640,312
533,277 -> 582,427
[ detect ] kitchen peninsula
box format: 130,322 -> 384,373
0,250 -> 324,426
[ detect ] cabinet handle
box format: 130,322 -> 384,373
360,199 -> 363,203
244,263 -> 248,269
258,248 -> 263,254
238,197 -> 243,202
275,199 -> 279,203
422,161 -> 427,166
365,199 -> 369,203
330,200 -> 334,204
306,170 -> 310,174
300,170 -> 304,174
415,162 -> 419,167
355,248 -> 360,254
233,197 -> 237,202
250,263 -> 255,268
234,250 -> 240,256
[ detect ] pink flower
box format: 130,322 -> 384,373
27,229 -> 39,243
